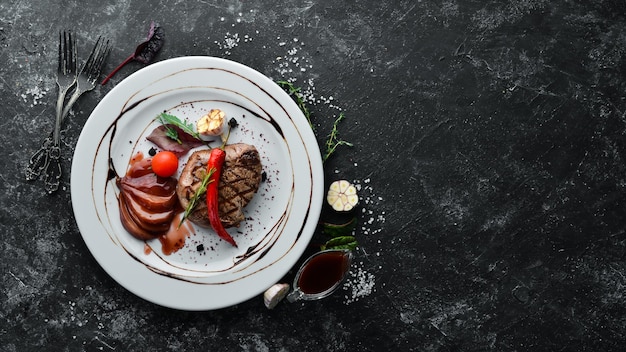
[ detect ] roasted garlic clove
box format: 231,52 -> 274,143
263,283 -> 290,309
197,109 -> 226,136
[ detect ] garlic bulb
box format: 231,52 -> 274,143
327,180 -> 359,212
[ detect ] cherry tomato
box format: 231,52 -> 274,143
151,151 -> 178,177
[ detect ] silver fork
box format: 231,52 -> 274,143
25,31 -> 77,185
42,36 -> 111,193
25,34 -> 111,193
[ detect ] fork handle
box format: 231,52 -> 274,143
25,130 -> 62,193
25,130 -> 62,190
43,146 -> 62,194
25,133 -> 53,181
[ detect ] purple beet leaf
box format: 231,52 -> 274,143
146,125 -> 205,157
101,21 -> 165,85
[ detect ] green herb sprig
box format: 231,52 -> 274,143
158,112 -> 202,143
179,167 -> 215,227
276,81 -> 352,162
324,112 -> 353,162
321,236 -> 358,251
277,80 -> 313,129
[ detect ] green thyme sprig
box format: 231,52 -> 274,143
157,112 -> 202,143
324,112 -> 353,162
179,167 -> 215,228
276,80 -> 313,129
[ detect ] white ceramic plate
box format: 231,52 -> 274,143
71,56 -> 323,310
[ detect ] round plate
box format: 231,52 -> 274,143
70,56 -> 323,310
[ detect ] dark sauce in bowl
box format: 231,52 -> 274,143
298,250 -> 352,294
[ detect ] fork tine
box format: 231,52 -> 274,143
62,32 -> 67,74
88,38 -> 104,74
59,30 -> 73,76
82,36 -> 100,75
92,40 -> 110,78
67,31 -> 76,74
63,31 -> 69,74
57,31 -> 63,73
86,37 -> 110,81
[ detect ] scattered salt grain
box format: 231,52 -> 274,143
343,265 -> 376,304
272,39 -> 315,79
353,179 -> 385,237
214,32 -> 240,55
21,85 -> 48,107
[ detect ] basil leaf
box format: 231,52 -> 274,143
321,236 -> 358,251
322,217 -> 357,237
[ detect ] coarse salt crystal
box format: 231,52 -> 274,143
343,266 -> 375,304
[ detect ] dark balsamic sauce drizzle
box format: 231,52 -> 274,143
94,66 -> 318,285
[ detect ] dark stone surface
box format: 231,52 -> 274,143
1,0 -> 626,351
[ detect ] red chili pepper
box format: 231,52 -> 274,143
206,148 -> 238,247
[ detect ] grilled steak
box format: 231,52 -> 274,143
177,143 -> 262,228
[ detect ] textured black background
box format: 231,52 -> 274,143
1,1 -> 626,351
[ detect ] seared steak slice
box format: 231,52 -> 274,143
177,143 -> 262,228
